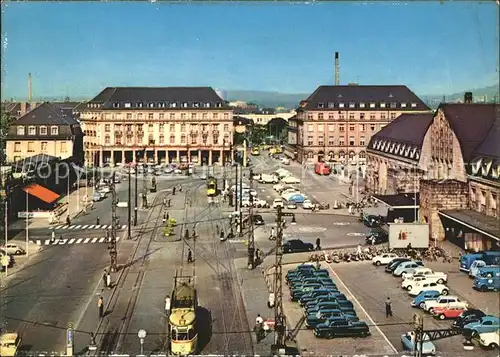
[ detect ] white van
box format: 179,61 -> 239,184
259,174 -> 278,184
469,260 -> 488,278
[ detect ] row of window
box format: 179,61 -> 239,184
16,125 -> 59,136
316,101 -> 418,109
101,101 -> 226,109
307,123 -> 382,132
304,112 -> 398,120
307,136 -> 367,147
101,123 -> 230,133
89,112 -> 231,121
102,133 -> 230,146
304,151 -> 367,160
470,187 -> 498,217
14,141 -> 67,153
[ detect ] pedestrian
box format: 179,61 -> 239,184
385,297 -> 393,317
165,296 -> 171,315
163,197 -> 167,206
270,227 -> 275,239
179,185 -> 182,192
163,213 -> 167,224
66,215 -> 71,226
184,229 -> 190,240
172,187 -> 176,195
356,244 -> 362,257
106,272 -> 111,289
168,198 -> 171,207
256,314 -> 264,325
316,237 -> 321,251
96,216 -> 100,225
102,270 -> 108,288
263,320 -> 270,336
166,212 -> 170,221
187,249 -> 193,263
98,296 -> 104,318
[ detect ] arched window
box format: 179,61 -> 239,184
17,126 -> 25,135
359,151 -> 366,159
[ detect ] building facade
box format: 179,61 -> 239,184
5,103 -> 84,164
286,85 -> 431,164
79,87 -> 234,166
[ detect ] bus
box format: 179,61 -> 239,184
207,176 -> 217,196
315,162 -> 331,175
169,273 -> 198,355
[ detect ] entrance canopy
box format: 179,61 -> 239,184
372,193 -> 420,209
439,209 -> 500,241
23,184 -> 60,204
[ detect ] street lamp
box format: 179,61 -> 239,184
138,329 -> 147,356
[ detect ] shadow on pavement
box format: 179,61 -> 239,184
196,306 -> 212,352
98,329 -> 119,355
118,247 -> 161,270
0,276 -> 37,294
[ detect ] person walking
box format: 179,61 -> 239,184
98,296 -> 104,318
106,272 -> 111,289
165,296 -> 171,315
270,227 -> 275,240
66,215 -> 71,226
96,216 -> 100,225
385,297 -> 393,317
168,198 -> 171,207
166,212 -> 170,221
187,249 -> 193,263
102,270 -> 108,289
316,237 -> 321,251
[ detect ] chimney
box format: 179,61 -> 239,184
20,102 -> 27,115
464,92 -> 473,104
334,52 -> 339,85
28,73 -> 32,103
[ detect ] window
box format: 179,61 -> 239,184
401,102 -> 407,108
126,113 -> 132,120
60,142 -> 67,153
318,136 -> 324,145
307,152 -> 314,159
148,124 -> 154,132
380,102 -> 386,108
224,113 -> 229,120
202,113 -> 208,119
170,102 -> 177,108
480,190 -> 487,213
317,102 -> 324,108
181,124 -> 186,132
318,113 -> 324,120
349,102 -> 355,108
159,124 -> 165,132
223,124 -> 229,131
360,124 -> 366,132
159,135 -> 164,145
370,113 -> 376,119
169,113 -> 175,120
390,102 -> 397,108
17,126 -> 25,135
349,113 -> 355,119
349,125 -> 355,131
339,138 -> 345,146
148,113 -> 154,120
181,113 -> 186,120
359,102 -> 365,108
491,193 -> 497,216
27,142 -> 35,152
149,103 -> 154,108
28,126 -> 36,135
307,113 -> 314,120
40,126 -> 47,135
51,126 -> 58,135
328,124 -> 335,131
307,124 -> 314,132
370,124 -> 376,131
105,136 -> 110,144
105,124 -> 111,132
328,112 -> 334,119
181,135 -> 186,144
411,103 -> 417,108
338,103 -> 345,108
370,103 -> 376,108
307,136 -> 314,146
124,102 -> 131,108
339,125 -> 345,132
14,142 -> 21,152
205,102 -> 211,108
380,113 -> 386,120
138,113 -> 143,120
390,113 -> 397,119
318,124 -> 324,132
167,134 -> 175,144
328,136 -> 335,146
360,113 -> 365,120
349,136 -> 355,146
191,113 -> 197,120
213,135 -> 219,144
327,102 -> 335,108
169,124 -> 175,132
41,142 -> 48,152
360,136 -> 366,146
339,113 -> 345,119
470,188 -> 477,209
191,135 -> 197,144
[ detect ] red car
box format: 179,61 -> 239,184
432,306 -> 467,320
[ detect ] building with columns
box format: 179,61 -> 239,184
286,84 -> 431,164
365,93 -> 499,251
79,87 -> 234,166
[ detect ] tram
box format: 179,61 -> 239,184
207,176 -> 217,196
169,273 -> 198,355
315,162 -> 331,175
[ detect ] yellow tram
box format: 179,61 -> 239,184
169,274 -> 198,355
206,176 -> 217,196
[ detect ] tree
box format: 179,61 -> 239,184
0,108 -> 12,240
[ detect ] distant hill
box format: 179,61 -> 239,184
226,90 -> 309,109
419,84 -> 499,108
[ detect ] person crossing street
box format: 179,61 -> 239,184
98,296 -> 104,318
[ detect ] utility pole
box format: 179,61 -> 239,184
109,172 -> 118,272
234,160 -> 238,214
239,164 -> 243,237
142,149 -> 148,209
273,206 -> 286,349
127,166 -> 131,239
247,171 -> 255,269
134,155 -> 138,226
222,139 -> 226,191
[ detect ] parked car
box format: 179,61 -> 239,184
402,267 -> 448,283
402,275 -> 447,291
314,319 -> 370,339
93,191 -> 103,202
431,306 -> 467,320
365,229 -> 389,245
299,289 -> 338,305
253,215 -> 265,225
423,295 -> 467,313
0,244 -> 25,255
463,316 -> 500,336
362,214 -> 383,228
411,290 -> 442,308
453,309 -> 486,328
305,309 -> 357,329
478,329 -> 499,350
273,198 -> 284,209
281,176 -> 301,184
409,282 -> 449,297
393,261 -> 424,277
372,253 -> 400,266
283,239 -> 314,254
286,201 -> 298,209
385,258 -> 411,273
401,332 -> 436,355
302,200 -> 315,209
273,183 -> 286,192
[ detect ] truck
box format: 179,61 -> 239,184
388,223 -> 429,249
459,251 -> 500,273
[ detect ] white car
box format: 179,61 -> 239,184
402,276 -> 432,291
423,295 -> 468,313
281,189 -> 300,198
273,183 -> 285,192
372,253 -> 399,266
478,329 -> 499,350
273,198 -> 284,209
302,200 -> 314,209
281,176 -> 301,184
402,268 -> 448,285
259,174 -> 279,184
242,189 -> 258,197
174,169 -> 182,174
281,158 -> 290,165
98,185 -> 110,193
253,199 -> 270,208
408,282 -> 449,297
0,244 -> 25,255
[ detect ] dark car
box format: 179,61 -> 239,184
253,214 -> 265,225
299,289 -> 339,306
453,309 -> 486,328
306,309 -> 358,329
314,318 -> 370,339
363,214 -> 383,228
385,258 -> 412,273
287,269 -> 330,285
283,239 -> 314,253
365,229 -> 389,245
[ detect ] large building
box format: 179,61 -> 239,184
366,93 -> 499,251
80,87 -> 234,166
5,102 -> 84,164
286,84 -> 431,164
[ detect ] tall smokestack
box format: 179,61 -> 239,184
334,52 -> 339,85
28,73 -> 32,103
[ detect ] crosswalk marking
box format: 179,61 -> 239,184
50,224 -> 127,231
33,237 -> 121,246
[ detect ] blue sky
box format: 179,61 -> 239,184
1,1 -> 498,100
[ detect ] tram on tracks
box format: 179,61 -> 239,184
169,271 -> 198,355
206,176 -> 217,196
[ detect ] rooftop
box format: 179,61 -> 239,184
299,85 -> 430,111
372,193 -> 420,208
439,209 -> 500,241
369,113 -> 434,147
13,103 -> 79,126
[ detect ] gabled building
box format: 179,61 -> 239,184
5,103 -> 84,164
287,84 -> 430,164
80,87 -> 233,166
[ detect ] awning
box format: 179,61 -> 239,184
372,193 -> 420,209
23,184 -> 60,204
439,209 -> 500,241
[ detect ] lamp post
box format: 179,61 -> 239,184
137,329 -> 147,356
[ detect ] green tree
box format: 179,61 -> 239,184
0,108 -> 12,240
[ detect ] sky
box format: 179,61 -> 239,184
1,1 -> 498,100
